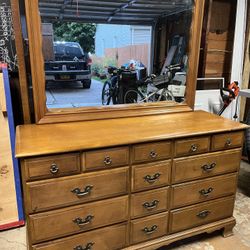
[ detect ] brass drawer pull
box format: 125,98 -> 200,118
143,200 -> 159,210
50,163 -> 59,174
74,242 -> 95,250
104,156 -> 112,166
197,210 -> 210,219
71,185 -> 93,197
225,138 -> 232,147
199,187 -> 213,197
190,144 -> 198,152
201,163 -> 216,172
142,225 -> 158,235
73,215 -> 94,227
144,173 -> 161,184
150,150 -> 158,159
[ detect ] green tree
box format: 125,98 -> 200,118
53,22 -> 96,53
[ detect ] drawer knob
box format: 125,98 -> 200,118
142,225 -> 158,235
197,210 -> 211,219
143,200 -> 159,210
150,150 -> 158,159
50,163 -> 59,174
74,243 -> 94,250
71,185 -> 93,197
201,163 -> 216,172
104,156 -> 112,166
144,173 -> 161,184
225,138 -> 232,147
190,144 -> 198,152
73,215 -> 94,227
199,187 -> 213,197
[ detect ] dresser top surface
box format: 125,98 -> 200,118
16,111 -> 248,158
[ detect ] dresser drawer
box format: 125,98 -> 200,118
132,161 -> 171,192
175,137 -> 210,157
132,141 -> 172,164
131,187 -> 169,219
26,167 -> 129,213
23,153 -> 80,181
83,146 -> 129,171
211,131 -> 244,151
171,173 -> 237,209
172,149 -> 241,183
130,212 -> 168,244
29,196 -> 129,243
33,223 -> 128,250
170,196 -> 235,233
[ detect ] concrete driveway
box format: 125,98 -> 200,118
46,79 -> 103,109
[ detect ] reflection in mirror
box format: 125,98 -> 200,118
38,0 -> 194,109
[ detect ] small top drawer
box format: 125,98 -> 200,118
132,141 -> 172,164
23,153 -> 80,181
211,131 -> 244,151
83,146 -> 129,171
175,137 -> 210,157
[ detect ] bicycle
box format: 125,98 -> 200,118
101,66 -> 118,105
124,77 -> 175,104
123,65 -> 180,104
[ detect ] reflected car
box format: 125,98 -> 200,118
45,41 -> 92,88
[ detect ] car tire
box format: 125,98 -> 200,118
82,80 -> 91,89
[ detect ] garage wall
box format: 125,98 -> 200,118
95,24 -> 131,57
197,0 -> 237,89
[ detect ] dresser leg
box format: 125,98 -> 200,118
222,224 -> 234,238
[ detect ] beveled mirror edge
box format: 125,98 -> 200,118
24,0 -> 205,124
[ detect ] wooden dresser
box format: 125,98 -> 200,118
15,111 -> 248,250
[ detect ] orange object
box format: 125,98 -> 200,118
218,81 -> 240,116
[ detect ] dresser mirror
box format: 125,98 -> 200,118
24,0 -> 204,123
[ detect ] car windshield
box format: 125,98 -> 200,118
54,43 -> 84,60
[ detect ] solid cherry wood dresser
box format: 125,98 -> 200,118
15,111 -> 248,250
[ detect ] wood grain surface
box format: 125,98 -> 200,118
16,111 -> 248,158
172,148 -> 242,184
171,173 -> 237,208
32,223 -> 128,250
25,167 -> 129,213
29,196 -> 129,243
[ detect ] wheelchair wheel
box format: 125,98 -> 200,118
102,80 -> 112,105
124,90 -> 145,104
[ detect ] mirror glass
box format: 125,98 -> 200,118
38,0 -> 194,109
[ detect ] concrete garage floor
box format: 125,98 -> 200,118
46,79 -> 103,109
0,161 -> 250,250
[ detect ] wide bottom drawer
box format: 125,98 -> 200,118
32,223 -> 128,250
130,212 -> 168,245
171,173 -> 237,209
29,196 -> 129,243
26,167 -> 129,213
170,196 -> 235,233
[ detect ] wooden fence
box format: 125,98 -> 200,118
105,44 -> 149,68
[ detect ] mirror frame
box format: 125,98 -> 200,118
24,0 -> 205,124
